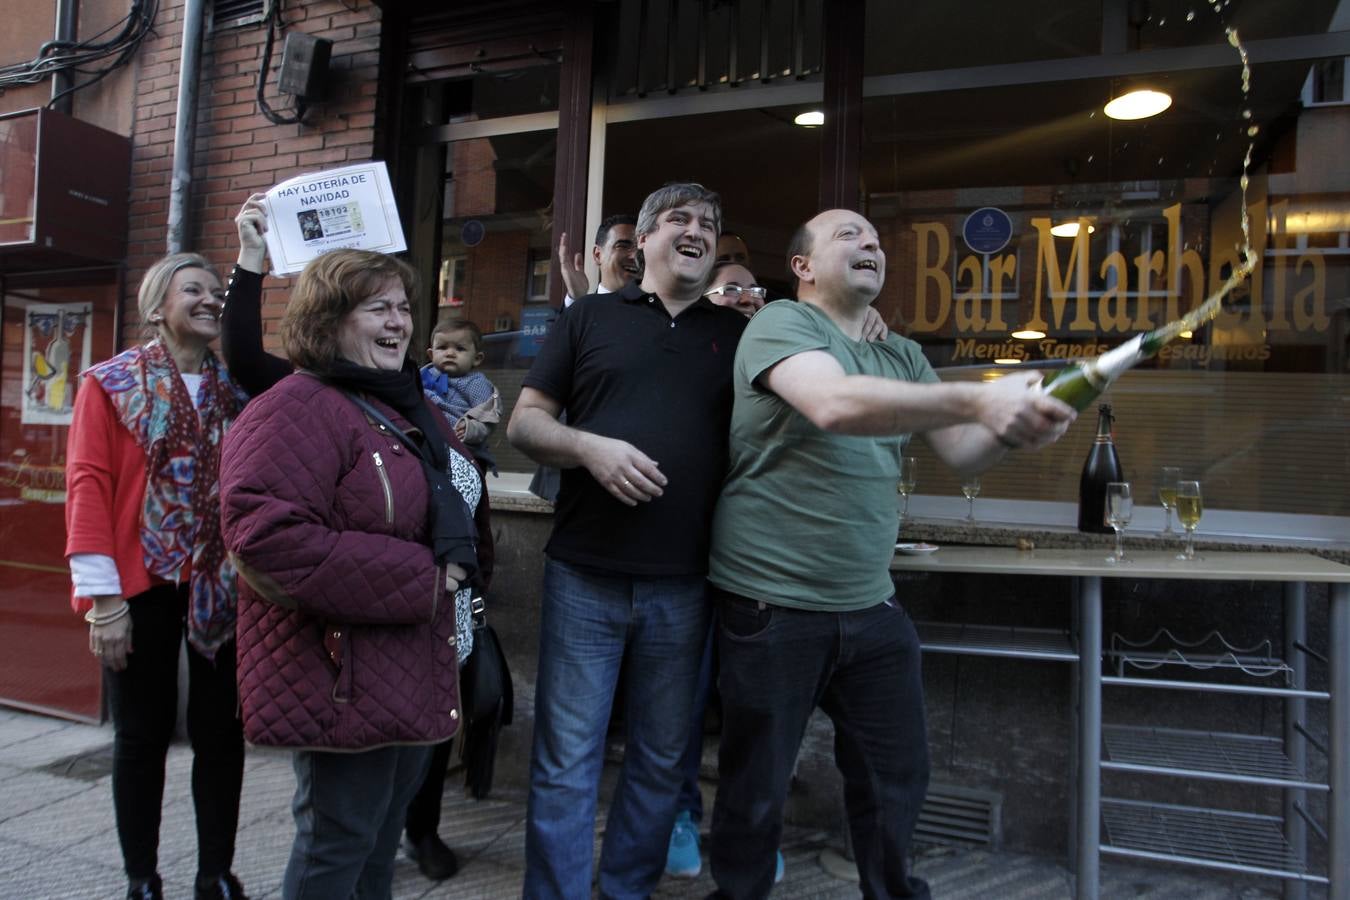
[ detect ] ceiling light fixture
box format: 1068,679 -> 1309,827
994,358 -> 1023,366
1049,221 -> 1096,238
1011,329 -> 1046,340
1103,88 -> 1172,121
794,110 -> 824,127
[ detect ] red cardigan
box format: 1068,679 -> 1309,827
64,378 -> 177,611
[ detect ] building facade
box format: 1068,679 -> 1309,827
1,0 -> 1346,865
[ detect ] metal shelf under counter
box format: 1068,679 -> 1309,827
1100,797 -> 1328,884
1101,725 -> 1327,791
915,621 -> 1077,661
890,546 -> 1350,899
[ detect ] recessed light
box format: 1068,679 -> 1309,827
1049,222 -> 1096,238
794,110 -> 824,127
1104,89 -> 1172,121
1011,329 -> 1046,340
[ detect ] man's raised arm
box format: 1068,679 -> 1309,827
761,351 -> 1075,475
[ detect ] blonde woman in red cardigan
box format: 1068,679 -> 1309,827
65,253 -> 251,900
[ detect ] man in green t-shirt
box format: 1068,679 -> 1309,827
706,208 -> 1076,900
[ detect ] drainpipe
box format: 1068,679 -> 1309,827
50,0 -> 78,114
167,0 -> 208,253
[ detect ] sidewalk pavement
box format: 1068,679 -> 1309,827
0,706 -> 1286,899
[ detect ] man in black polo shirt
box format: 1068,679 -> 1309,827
508,183 -> 747,900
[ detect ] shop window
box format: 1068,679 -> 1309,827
602,104 -> 823,299
439,255 -> 467,308
1303,57 -> 1346,105
407,75 -> 559,475
861,51 -> 1349,528
527,250 -> 550,301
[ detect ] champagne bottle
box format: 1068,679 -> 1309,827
1041,328 -> 1174,411
1078,404 -> 1123,534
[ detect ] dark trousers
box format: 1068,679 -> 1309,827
283,744 -> 433,900
104,584 -> 244,882
709,588 -> 932,900
404,737 -> 454,841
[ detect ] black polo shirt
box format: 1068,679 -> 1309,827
522,280 -> 748,575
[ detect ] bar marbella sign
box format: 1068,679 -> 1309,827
906,199 -> 1330,365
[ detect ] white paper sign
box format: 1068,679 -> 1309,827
262,161 -> 407,276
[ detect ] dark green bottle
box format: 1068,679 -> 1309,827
1078,404 -> 1123,533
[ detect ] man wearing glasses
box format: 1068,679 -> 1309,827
705,262 -> 768,318
705,208 -> 1076,899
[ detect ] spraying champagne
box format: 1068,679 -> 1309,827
1044,25 -> 1260,413
1040,252 -> 1256,411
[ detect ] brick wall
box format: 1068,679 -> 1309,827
464,230 -> 533,334
123,0 -> 385,348
450,139 -> 498,218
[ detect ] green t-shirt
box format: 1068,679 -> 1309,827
709,300 -> 939,611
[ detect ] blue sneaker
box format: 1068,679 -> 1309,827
666,810 -> 702,878
775,849 -> 785,884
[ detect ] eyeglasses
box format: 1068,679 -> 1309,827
706,284 -> 768,302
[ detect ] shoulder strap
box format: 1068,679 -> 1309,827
343,388 -> 487,617
342,390 -> 425,460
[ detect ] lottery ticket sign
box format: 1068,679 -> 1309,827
261,161 -> 407,276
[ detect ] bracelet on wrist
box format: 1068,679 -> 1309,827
84,603 -> 130,627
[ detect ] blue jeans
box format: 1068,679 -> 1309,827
676,611 -> 718,822
283,744 -> 432,900
709,588 -> 931,900
525,559 -> 710,900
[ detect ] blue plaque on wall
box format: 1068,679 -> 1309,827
461,219 -> 486,247
962,207 -> 1013,255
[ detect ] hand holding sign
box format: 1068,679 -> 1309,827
261,162 -> 407,277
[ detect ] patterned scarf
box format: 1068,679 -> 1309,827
86,340 -> 250,659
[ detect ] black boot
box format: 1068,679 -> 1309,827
126,875 -> 163,900
404,832 -> 460,880
195,872 -> 249,900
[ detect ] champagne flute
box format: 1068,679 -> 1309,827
897,456 -> 917,527
1158,466 -> 1181,536
1105,482 -> 1133,564
961,475 -> 981,524
1174,480 -> 1203,560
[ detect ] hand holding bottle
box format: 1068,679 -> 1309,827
977,372 -> 1077,450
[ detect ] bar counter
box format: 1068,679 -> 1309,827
891,546 -> 1350,899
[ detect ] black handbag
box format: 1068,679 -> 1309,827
459,597 -> 514,799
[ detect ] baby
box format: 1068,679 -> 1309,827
421,318 -> 501,474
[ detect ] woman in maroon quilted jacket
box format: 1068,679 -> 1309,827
219,249 -> 492,900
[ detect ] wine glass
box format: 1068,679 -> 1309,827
1174,480 -> 1203,560
897,456 -> 917,527
1158,466 -> 1181,535
961,475 -> 981,524
1105,482 -> 1133,564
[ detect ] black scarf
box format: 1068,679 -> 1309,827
323,358 -> 480,586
